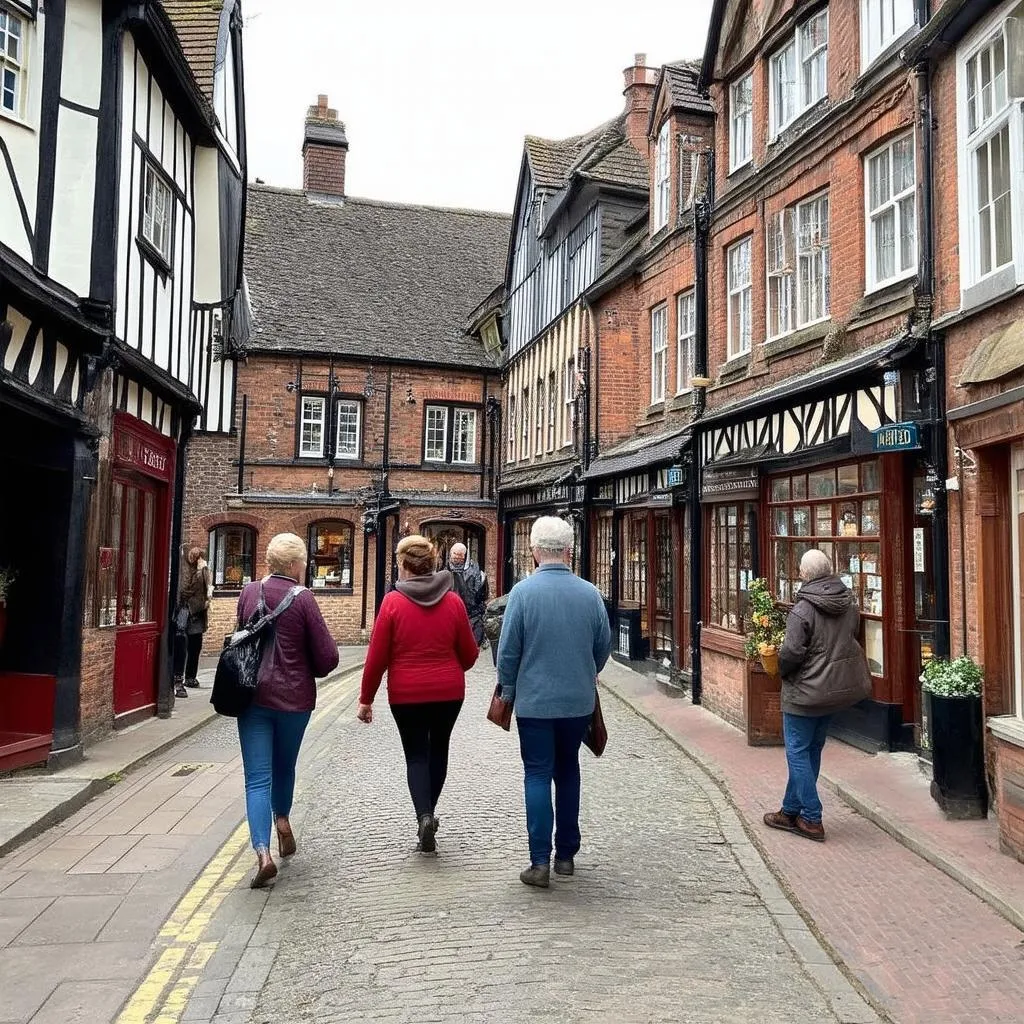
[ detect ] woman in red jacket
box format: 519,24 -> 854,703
358,534 -> 479,853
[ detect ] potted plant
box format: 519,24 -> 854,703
0,565 -> 15,650
920,656 -> 987,819
743,577 -> 787,676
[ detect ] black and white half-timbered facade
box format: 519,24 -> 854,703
498,57 -> 654,591
0,0 -> 248,767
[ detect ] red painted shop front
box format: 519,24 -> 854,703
108,415 -> 175,719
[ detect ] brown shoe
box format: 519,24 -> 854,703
250,848 -> 278,889
763,810 -> 799,833
275,817 -> 296,857
795,817 -> 826,842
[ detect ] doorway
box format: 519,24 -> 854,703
421,521 -> 485,572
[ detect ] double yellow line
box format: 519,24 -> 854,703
116,669 -> 362,1024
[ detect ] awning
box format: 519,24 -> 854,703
696,334 -> 914,429
583,426 -> 691,480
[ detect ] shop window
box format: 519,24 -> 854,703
593,511 -> 614,599
620,513 -> 648,609
307,520 -> 354,592
708,502 -> 756,632
100,478 -> 158,627
653,513 -> 674,660
208,525 -> 255,590
768,460 -> 884,674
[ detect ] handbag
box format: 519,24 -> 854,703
174,606 -> 190,633
582,686 -> 608,757
210,582 -> 302,718
486,682 -> 513,731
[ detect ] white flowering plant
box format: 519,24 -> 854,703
920,656 -> 983,698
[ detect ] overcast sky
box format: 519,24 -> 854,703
241,0 -> 714,213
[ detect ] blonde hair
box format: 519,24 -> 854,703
266,533 -> 307,575
397,534 -> 437,577
187,546 -> 205,565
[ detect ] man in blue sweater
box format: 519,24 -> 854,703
497,516 -> 612,888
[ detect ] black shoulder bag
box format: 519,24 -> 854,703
210,582 -> 303,718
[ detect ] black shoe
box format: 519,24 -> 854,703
519,864 -> 550,889
175,684 -> 189,698
554,858 -> 575,876
184,678 -> 200,688
417,813 -> 436,853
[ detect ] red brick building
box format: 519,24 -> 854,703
183,97 -> 509,648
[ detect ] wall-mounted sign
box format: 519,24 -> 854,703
667,465 -> 684,487
701,465 -> 759,502
913,527 -> 926,573
873,421 -> 920,452
113,417 -> 175,482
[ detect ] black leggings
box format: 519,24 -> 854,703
173,633 -> 203,680
390,700 -> 464,818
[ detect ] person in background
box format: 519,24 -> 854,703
448,542 -> 488,646
483,594 -> 508,668
764,548 -> 871,843
358,535 -> 479,854
173,547 -> 212,698
497,516 -> 611,889
236,533 -> 339,888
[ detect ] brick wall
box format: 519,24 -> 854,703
303,144 -> 346,196
699,646 -> 745,730
80,628 -> 116,744
993,736 -> 1024,864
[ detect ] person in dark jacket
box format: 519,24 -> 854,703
764,548 -> 871,843
173,547 -> 212,698
448,543 -> 488,646
483,594 -> 508,667
358,535 -> 479,854
235,533 -> 340,888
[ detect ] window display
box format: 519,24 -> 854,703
307,521 -> 354,592
209,525 -> 255,590
708,502 -> 756,632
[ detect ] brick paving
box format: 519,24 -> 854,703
598,660 -> 1024,1024
192,662 -> 873,1024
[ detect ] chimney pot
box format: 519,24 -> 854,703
622,56 -> 658,158
634,52 -> 646,67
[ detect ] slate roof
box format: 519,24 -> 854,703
245,186 -> 511,368
663,61 -> 714,115
583,426 -> 691,480
524,113 -> 647,194
158,0 -> 223,100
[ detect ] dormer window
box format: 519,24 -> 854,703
770,8 -> 829,140
653,120 -> 671,232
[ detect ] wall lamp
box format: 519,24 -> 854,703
405,386 -> 416,405
285,381 -> 298,393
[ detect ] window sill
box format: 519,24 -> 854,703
136,236 -> 173,278
762,320 -> 831,361
646,400 -> 666,419
718,352 -> 750,382
848,280 -> 916,332
766,98 -> 831,156
727,157 -> 753,178
0,108 -> 35,132
701,626 -> 746,658
670,390 -> 695,412
419,461 -> 482,472
962,265 -> 1020,315
309,588 -> 355,597
987,715 -> 1024,749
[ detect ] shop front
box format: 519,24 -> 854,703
697,346 -> 944,751
103,415 -> 176,722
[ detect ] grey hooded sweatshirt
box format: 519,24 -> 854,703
778,575 -> 872,717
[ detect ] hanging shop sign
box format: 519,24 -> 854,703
667,464 -> 684,487
701,464 -> 759,502
872,421 -> 920,453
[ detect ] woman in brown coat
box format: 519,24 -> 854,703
174,546 -> 212,698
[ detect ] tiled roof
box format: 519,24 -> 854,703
663,61 -> 714,114
583,426 -> 691,480
244,186 -> 511,368
158,0 -> 223,100
525,113 -> 646,193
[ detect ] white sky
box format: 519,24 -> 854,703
242,0 -> 714,213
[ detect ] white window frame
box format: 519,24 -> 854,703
521,387 -> 530,458
956,3 -> 1024,306
547,371 -> 557,452
335,399 -> 361,460
676,290 -> 695,393
424,405 -> 449,463
0,6 -> 25,118
864,133 -> 917,292
727,237 -> 753,357
729,74 -> 753,172
563,357 -> 575,448
651,304 -> 668,404
452,408 -> 477,465
769,8 -> 829,140
653,120 -> 671,232
796,191 -> 831,327
142,160 -> 173,263
506,394 -> 517,464
299,396 -> 326,459
861,0 -> 916,70
766,208 -> 794,340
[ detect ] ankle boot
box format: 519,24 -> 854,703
250,847 -> 278,889
417,813 -> 437,853
174,677 -> 188,698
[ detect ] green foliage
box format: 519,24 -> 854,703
920,656 -> 983,698
743,577 -> 787,660
0,566 -> 15,604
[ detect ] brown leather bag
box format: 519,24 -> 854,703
486,683 -> 513,731
583,686 -> 607,757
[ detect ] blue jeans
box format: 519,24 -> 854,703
516,715 -> 591,866
237,705 -> 312,851
781,712 -> 832,824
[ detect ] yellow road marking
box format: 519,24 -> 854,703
117,672 -> 361,1023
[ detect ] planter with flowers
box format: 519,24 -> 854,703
742,577 -> 788,746
921,656 -> 987,819
0,566 -> 14,652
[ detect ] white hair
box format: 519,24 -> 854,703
800,548 -> 833,582
450,543 -> 467,559
530,516 -> 574,554
266,533 -> 307,575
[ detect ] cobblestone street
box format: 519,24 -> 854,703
0,661 -> 878,1023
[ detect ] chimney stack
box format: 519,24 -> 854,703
302,94 -> 348,199
622,53 -> 658,157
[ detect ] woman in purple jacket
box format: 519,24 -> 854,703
236,533 -> 340,888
